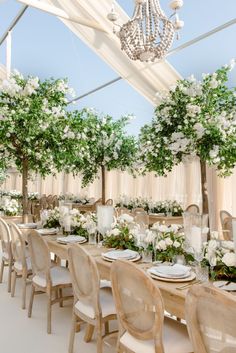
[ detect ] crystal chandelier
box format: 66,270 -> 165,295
107,0 -> 184,62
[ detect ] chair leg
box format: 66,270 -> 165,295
68,311 -> 77,353
96,321 -> 103,353
22,273 -> 27,310
84,324 -> 94,342
0,259 -> 4,283
104,321 -> 109,335
11,270 -> 16,297
59,288 -> 63,307
7,260 -> 13,293
47,290 -> 52,334
28,285 -> 35,318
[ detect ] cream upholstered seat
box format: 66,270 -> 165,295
186,284 -> 236,353
32,265 -> 71,287
0,217 -> 13,293
68,245 -> 117,353
27,230 -> 72,334
111,260 -> 193,353
9,222 -> 32,309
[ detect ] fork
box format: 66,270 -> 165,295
176,280 -> 201,290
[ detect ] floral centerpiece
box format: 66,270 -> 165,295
149,200 -> 183,216
70,209 -> 97,238
138,60 -> 236,214
152,223 -> 193,263
0,190 -> 39,200
0,198 -> 21,216
103,213 -> 139,251
202,240 -> 236,280
42,207 -> 60,228
116,196 -> 149,211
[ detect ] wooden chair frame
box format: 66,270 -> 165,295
9,222 -> 32,309
68,245 -> 117,353
185,204 -> 200,214
27,230 -> 72,333
185,284 -> 236,353
0,217 -> 13,292
110,260 -> 165,353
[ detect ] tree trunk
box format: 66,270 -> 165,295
200,160 -> 209,215
22,158 -> 29,223
101,165 -> 106,205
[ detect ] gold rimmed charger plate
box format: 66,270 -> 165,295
102,254 -> 141,263
147,270 -> 196,283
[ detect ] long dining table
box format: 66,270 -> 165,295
44,234 -> 189,320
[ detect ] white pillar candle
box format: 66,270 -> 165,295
190,226 -> 202,253
64,214 -> 71,232
97,205 -> 114,235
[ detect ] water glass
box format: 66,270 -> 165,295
172,255 -> 186,265
89,232 -> 97,245
141,249 -> 152,263
195,265 -> 209,282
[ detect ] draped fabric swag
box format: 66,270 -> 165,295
3,159 -> 236,229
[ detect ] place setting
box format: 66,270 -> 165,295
147,264 -> 196,283
101,249 -> 141,262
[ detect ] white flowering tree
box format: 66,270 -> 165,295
67,108 -> 138,204
139,60 -> 236,213
0,71 -> 76,220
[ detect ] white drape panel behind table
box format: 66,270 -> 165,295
3,160 -> 236,228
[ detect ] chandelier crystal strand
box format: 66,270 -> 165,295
107,0 -> 184,62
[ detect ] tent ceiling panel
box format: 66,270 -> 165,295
45,0 -> 181,104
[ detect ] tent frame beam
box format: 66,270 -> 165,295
0,5 -> 28,46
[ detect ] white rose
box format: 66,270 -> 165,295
157,240 -> 167,251
221,253 -> 236,267
165,238 -> 173,246
158,225 -> 168,233
173,240 -> 181,248
119,214 -> 134,224
112,228 -> 120,236
221,241 -> 235,251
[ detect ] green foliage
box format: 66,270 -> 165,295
139,61 -> 236,177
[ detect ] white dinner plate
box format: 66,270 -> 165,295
18,223 -> 37,229
150,264 -> 191,279
102,249 -> 138,260
213,281 -> 236,291
57,235 -> 87,244
37,228 -> 58,235
147,269 -> 196,283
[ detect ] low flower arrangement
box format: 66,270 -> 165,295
149,200 -> 183,216
70,209 -> 97,238
202,240 -> 236,281
115,195 -> 183,216
103,213 -> 139,251
43,207 -> 60,228
0,190 -> 39,200
152,223 -> 193,263
0,198 -> 22,216
58,193 -> 91,204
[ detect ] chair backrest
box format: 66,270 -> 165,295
221,215 -> 235,240
9,222 -> 27,268
68,245 -> 101,317
27,230 -> 51,283
0,217 -> 12,258
40,195 -> 47,210
105,198 -> 113,206
186,204 -> 200,214
185,284 -> 236,353
111,260 -> 164,348
52,195 -> 59,208
116,207 -> 132,217
220,210 -> 232,228
46,195 -> 54,209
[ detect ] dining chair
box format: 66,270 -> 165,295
27,230 -> 72,333
220,210 -> 233,240
9,222 -> 32,309
105,198 -> 113,206
185,284 -> 236,353
185,204 -> 200,214
68,245 -> 117,353
111,260 -> 193,353
0,217 -> 13,292
116,207 -> 132,217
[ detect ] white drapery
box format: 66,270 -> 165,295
3,160 -> 236,229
